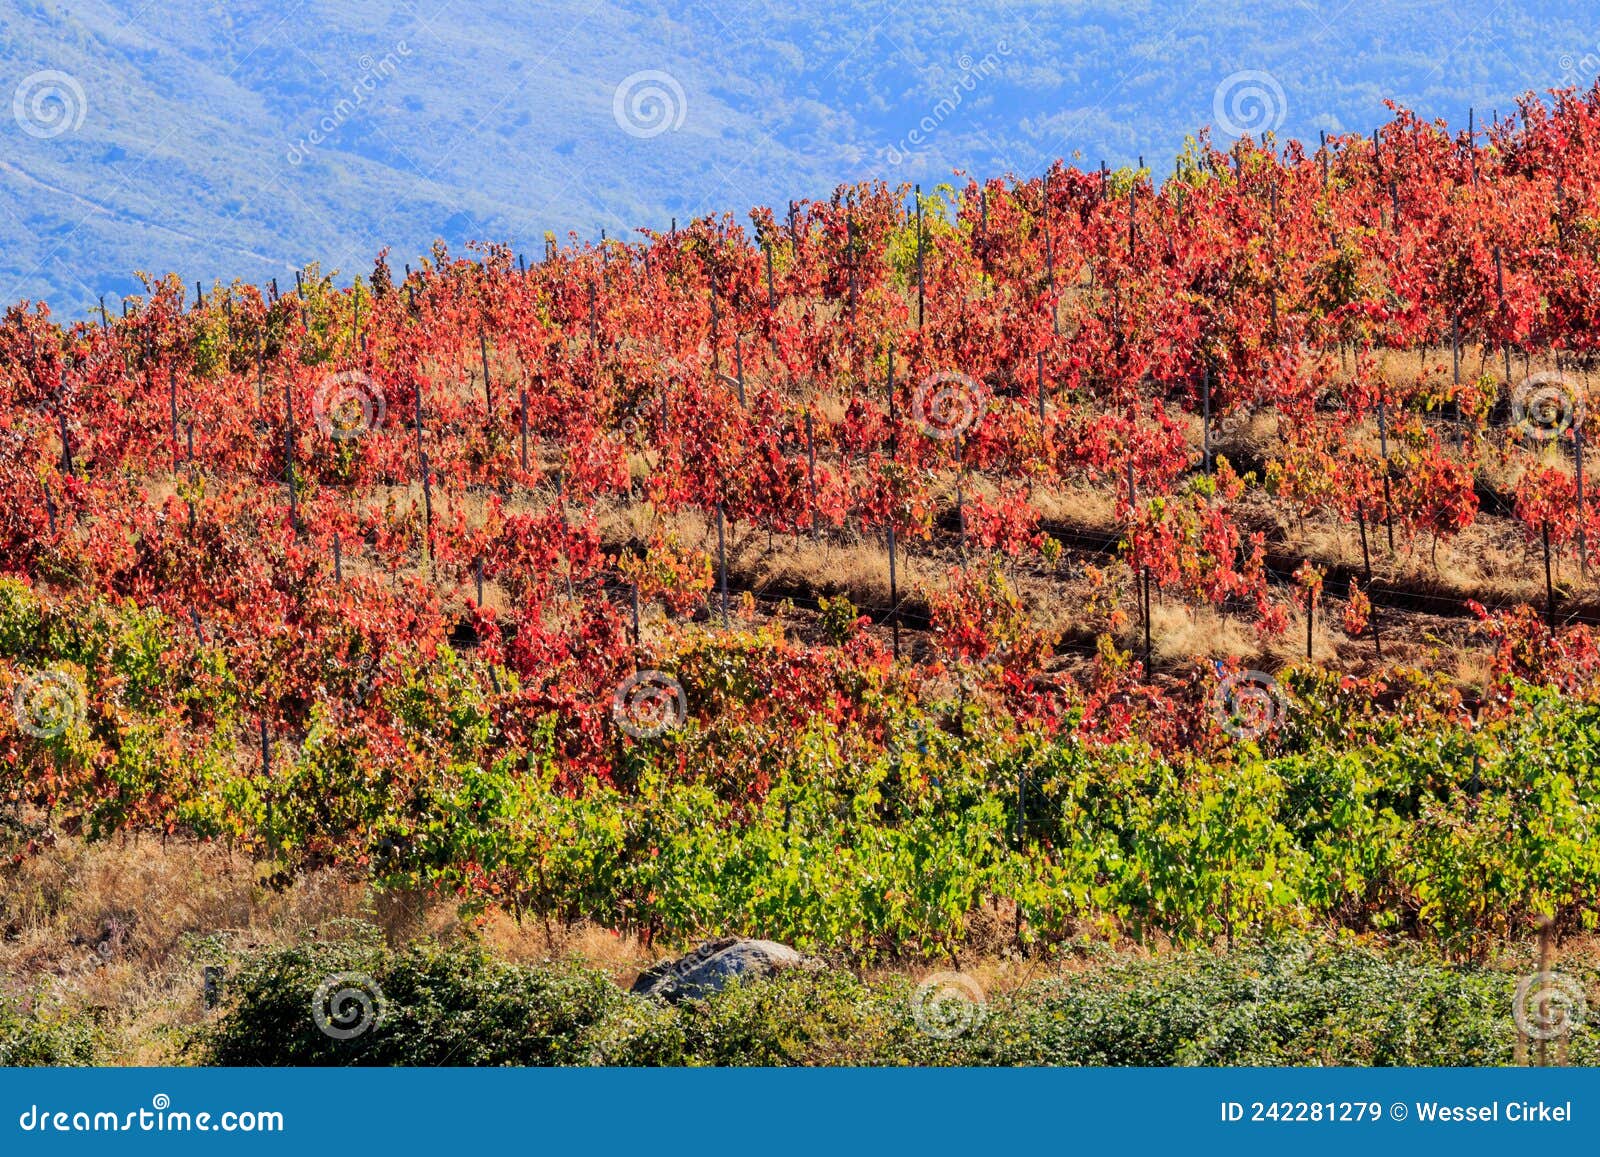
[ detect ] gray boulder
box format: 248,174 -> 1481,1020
630,937 -> 810,1002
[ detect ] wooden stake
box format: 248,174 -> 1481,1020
1543,521 -> 1556,628
519,382 -> 530,474
915,185 -> 925,329
54,405 -> 72,477
1036,351 -> 1046,426
480,331 -> 493,419
716,502 -> 729,625
888,522 -> 900,660
805,408 -> 818,543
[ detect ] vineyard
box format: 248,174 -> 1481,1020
7,88 -> 1600,963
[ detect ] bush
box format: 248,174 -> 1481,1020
0,991 -> 102,1066
206,936 -> 1589,1067
204,937 -> 626,1066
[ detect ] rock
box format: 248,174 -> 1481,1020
630,937 -> 810,1002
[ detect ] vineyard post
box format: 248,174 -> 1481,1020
915,185 -> 925,330
588,281 -> 599,353
98,295 -> 109,331
474,555 -> 485,606
283,376 -> 299,535
519,381 -> 530,474
479,331 -> 494,421
710,271 -> 721,376
631,580 -> 641,645
57,408 -> 72,477
1493,247 -> 1512,383
1467,107 -> 1477,184
1319,129 -> 1329,184
185,423 -> 197,531
765,244 -> 775,310
333,534 -> 342,584
734,333 -> 746,406
956,434 -> 966,555
1044,172 -> 1056,288
804,408 -> 818,543
1015,766 -> 1027,953
1306,591 -> 1314,660
41,480 -> 56,534
1141,566 -> 1152,672
1356,502 -> 1382,656
847,210 -> 858,323
1542,521 -> 1556,628
1202,366 -> 1212,474
1128,179 -> 1136,258
716,502 -> 729,625
1577,421 -> 1588,578
1377,394 -> 1395,552
169,366 -> 180,474
260,719 -> 276,863
1036,351 -> 1046,426
353,284 -> 363,353
1451,314 -> 1463,452
415,382 -> 433,558
888,520 -> 900,660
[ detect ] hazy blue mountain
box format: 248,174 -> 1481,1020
2,0 -> 1592,318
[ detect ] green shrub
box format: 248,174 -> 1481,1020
207,937 -> 1590,1067
204,936 -> 626,1066
0,991 -> 102,1066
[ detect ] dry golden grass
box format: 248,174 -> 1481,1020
0,832 -> 667,1062
1147,602 -> 1260,665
